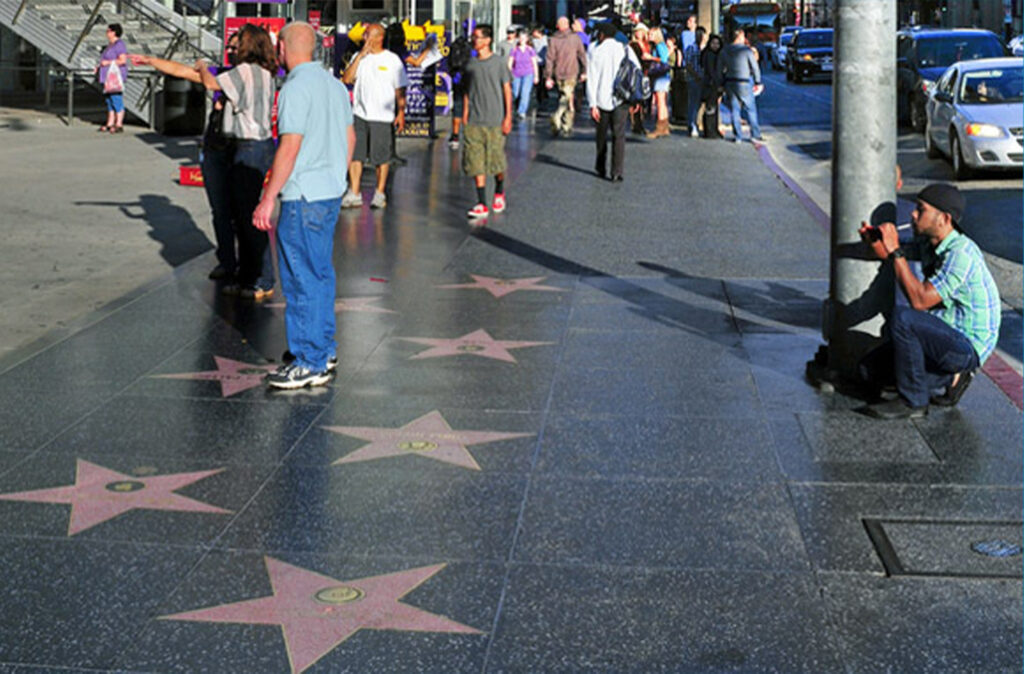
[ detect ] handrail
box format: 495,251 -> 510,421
67,0 -> 104,62
136,29 -> 185,108
0,62 -> 161,127
11,0 -> 30,24
118,0 -> 219,61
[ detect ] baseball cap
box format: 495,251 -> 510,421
917,183 -> 965,227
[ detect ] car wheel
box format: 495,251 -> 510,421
951,133 -> 973,180
794,67 -> 803,83
924,125 -> 942,159
910,97 -> 926,133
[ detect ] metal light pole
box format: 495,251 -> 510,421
822,0 -> 898,381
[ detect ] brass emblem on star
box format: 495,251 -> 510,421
314,585 -> 365,605
399,441 -> 438,452
105,480 -> 146,493
456,344 -> 486,353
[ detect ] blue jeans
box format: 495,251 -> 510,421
890,305 -> 980,407
201,145 -> 235,273
686,77 -> 702,133
230,139 -> 276,289
724,81 -> 761,141
512,74 -> 534,116
276,196 -> 342,372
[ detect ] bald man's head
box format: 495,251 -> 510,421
281,21 -> 316,56
556,16 -> 569,31
363,23 -> 384,49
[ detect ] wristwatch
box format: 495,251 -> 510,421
888,248 -> 906,261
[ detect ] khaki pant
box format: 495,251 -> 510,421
551,78 -> 577,134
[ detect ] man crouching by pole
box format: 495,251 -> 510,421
252,22 -> 356,389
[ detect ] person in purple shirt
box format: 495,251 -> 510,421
97,23 -> 128,133
572,19 -> 591,48
507,29 -> 538,119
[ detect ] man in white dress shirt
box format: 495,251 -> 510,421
586,22 -> 641,182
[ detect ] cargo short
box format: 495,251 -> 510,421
462,124 -> 507,176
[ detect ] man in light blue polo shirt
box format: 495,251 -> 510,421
253,21 -> 355,389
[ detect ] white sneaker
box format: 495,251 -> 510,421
370,191 -> 387,209
690,128 -> 699,138
341,191 -> 363,208
266,362 -> 331,389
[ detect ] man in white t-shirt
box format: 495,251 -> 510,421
341,23 -> 408,209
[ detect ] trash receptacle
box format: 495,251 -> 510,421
156,76 -> 205,136
670,66 -> 688,126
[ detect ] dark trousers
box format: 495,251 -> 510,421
890,304 -> 979,407
595,104 -> 629,179
201,144 -> 234,272
229,139 -> 275,289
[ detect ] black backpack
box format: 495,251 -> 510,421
613,50 -> 650,104
448,36 -> 471,72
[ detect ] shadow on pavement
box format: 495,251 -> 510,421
73,195 -> 213,267
133,132 -> 202,164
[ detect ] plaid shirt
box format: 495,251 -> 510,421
927,230 -> 1001,362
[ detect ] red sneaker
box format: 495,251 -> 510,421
467,203 -> 489,219
492,193 -> 507,213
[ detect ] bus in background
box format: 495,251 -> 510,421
723,1 -> 782,61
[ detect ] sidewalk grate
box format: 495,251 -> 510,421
864,518 -> 1023,579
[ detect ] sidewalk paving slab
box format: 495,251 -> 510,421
0,116 -> 1019,673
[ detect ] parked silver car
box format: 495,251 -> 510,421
924,57 -> 1024,179
771,32 -> 795,69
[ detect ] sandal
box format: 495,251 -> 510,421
97,125 -> 110,132
110,126 -> 123,134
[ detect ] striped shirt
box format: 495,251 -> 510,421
216,63 -> 276,140
928,230 -> 1001,362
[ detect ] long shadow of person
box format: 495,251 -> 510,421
75,194 -> 213,267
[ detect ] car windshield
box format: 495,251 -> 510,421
797,32 -> 832,48
960,68 -> 1024,104
915,36 -> 1004,68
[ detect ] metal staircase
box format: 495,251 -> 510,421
1,0 -> 221,123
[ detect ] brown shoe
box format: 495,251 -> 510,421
646,120 -> 670,138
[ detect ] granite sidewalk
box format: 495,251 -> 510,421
0,115 -> 1019,673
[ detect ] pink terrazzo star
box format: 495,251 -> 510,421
323,410 -> 533,470
436,274 -> 566,299
151,356 -> 277,397
266,297 -> 397,314
397,328 -> 554,363
0,459 -> 229,535
161,557 -> 481,674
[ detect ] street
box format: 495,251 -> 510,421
757,65 -> 1023,313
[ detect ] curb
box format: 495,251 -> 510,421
754,141 -> 1024,411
